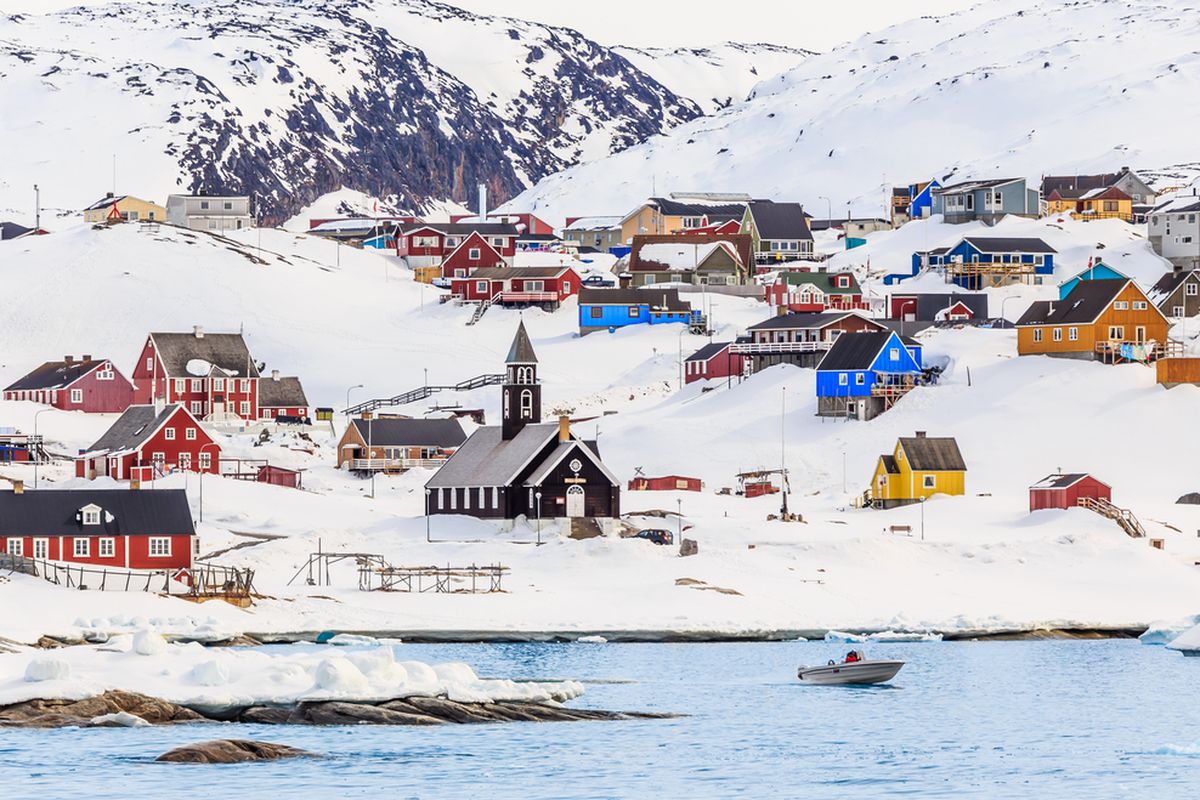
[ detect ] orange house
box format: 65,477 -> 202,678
1016,279 -> 1172,361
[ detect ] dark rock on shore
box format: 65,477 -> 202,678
0,690 -> 206,728
1,690 -> 678,729
157,739 -> 316,764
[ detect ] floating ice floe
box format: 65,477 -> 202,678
824,630 -> 941,643
576,635 -> 608,644
1166,621 -> 1200,655
1140,614 -> 1200,646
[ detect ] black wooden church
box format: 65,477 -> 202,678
425,322 -> 620,521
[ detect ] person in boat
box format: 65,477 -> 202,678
844,650 -> 861,663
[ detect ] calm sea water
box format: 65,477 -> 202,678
1,640 -> 1197,799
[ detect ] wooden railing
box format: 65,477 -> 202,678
1078,496 -> 1145,538
730,340 -> 832,354
349,457 -> 445,471
1095,339 -> 1183,363
499,291 -> 559,303
0,553 -> 255,598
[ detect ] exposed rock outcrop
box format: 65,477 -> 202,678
156,739 -> 316,763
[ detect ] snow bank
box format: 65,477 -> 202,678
1166,623 -> 1200,654
1140,615 -> 1200,646
824,630 -> 942,643
132,630 -> 168,656
0,643 -> 585,708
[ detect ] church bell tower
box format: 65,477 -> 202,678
501,320 -> 541,440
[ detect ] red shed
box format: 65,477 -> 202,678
628,475 -> 703,492
256,464 -> 302,489
3,355 -> 135,413
685,341 -> 744,385
0,485 -> 195,571
1029,473 -> 1112,512
76,404 -> 219,481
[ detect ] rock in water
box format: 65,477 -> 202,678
156,739 -> 316,764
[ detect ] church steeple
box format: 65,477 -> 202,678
501,321 -> 540,440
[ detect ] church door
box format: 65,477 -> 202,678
566,485 -> 585,518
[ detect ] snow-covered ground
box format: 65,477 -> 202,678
2,218 -> 1200,644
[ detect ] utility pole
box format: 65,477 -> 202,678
33,184 -> 40,231
780,387 -> 789,516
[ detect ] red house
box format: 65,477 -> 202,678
0,485 -> 195,571
397,223 -> 519,269
3,355 -> 135,413
684,341 -> 744,384
765,271 -> 868,313
1029,473 -> 1113,512
257,371 -> 309,422
440,232 -> 508,279
628,475 -> 703,492
76,404 -> 219,482
131,328 -> 260,422
451,266 -> 581,308
677,219 -> 742,237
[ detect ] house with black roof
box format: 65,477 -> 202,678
930,177 -> 1040,224
3,355 -> 135,413
885,293 -> 990,331
815,331 -> 925,420
76,404 -> 219,482
734,311 -> 886,371
257,371 -> 310,422
920,236 -> 1056,289
336,416 -> 467,472
1149,269 -> 1200,318
0,485 -> 195,570
81,193 -> 166,224
1016,278 -> 1173,361
868,432 -> 966,508
685,340 -> 745,385
618,194 -> 750,243
740,201 -> 814,263
425,322 -> 620,533
577,287 -> 697,335
1147,191 -> 1200,269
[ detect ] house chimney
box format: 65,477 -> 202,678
82,354 -> 92,362
105,191 -> 114,199
915,431 -> 927,438
64,355 -> 73,364
478,182 -> 488,222
271,369 -> 280,381
193,325 -> 204,339
558,415 -> 571,443
13,480 -> 24,494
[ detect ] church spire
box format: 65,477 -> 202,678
501,321 -> 541,440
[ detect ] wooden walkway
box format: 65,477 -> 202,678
1078,496 -> 1145,538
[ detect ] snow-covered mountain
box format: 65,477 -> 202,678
505,0 -> 1200,222
612,42 -> 815,115
0,0 -> 799,223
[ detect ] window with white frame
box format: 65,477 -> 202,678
491,237 -> 505,247
1113,301 -> 1128,310
1052,328 -> 1062,342
99,538 -> 115,557
186,427 -> 197,440
520,389 -> 533,416
1133,301 -> 1147,310
889,348 -> 900,360
6,538 -> 22,556
146,356 -> 154,371
190,379 -> 202,392
240,401 -> 250,416
148,537 -> 171,557
469,247 -> 481,260
1068,327 -> 1078,341
855,373 -> 865,385
923,475 -> 936,489
191,401 -> 203,415
240,379 -> 249,393
97,367 -> 113,380
82,507 -> 101,525
839,373 -> 848,386
476,280 -> 487,292
179,453 -> 191,470
174,379 -> 185,394
1034,328 -> 1043,343
213,378 -> 224,391
164,427 -> 176,440
70,388 -> 83,404
73,538 -> 90,557
199,451 -> 211,471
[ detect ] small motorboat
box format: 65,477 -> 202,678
797,651 -> 904,685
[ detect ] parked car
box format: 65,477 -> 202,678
634,529 -> 674,545
581,274 -> 616,288
432,277 -> 452,288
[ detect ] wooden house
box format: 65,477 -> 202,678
815,331 -> 924,420
256,372 -> 309,422
1017,279 -> 1173,361
1147,193 -> 1200,268
82,193 -> 166,224
684,341 -> 744,385
76,404 -> 219,481
869,433 -> 966,508
618,195 -> 748,243
131,328 -> 261,422
765,270 -> 867,312
887,292 -> 989,323
396,223 -> 519,270
256,464 -> 303,489
451,266 -> 580,310
1149,269 -> 1200,318
1057,262 -> 1128,300
736,312 -> 885,371
740,201 -> 815,263
0,486 -> 194,571
562,216 -> 624,253
679,219 -> 742,237
578,287 -> 697,335
438,231 -> 509,279
3,356 -> 134,413
336,417 -> 466,472
1029,473 -> 1111,512
626,234 -> 752,287
449,212 -> 555,236
1042,169 -> 1155,215
628,475 -> 702,492
425,323 -> 620,525
931,178 -> 1040,225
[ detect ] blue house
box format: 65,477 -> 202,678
578,287 -> 699,335
815,331 -> 925,420
1057,261 -> 1128,300
908,179 -> 940,220
935,236 -> 1056,289
931,178 -> 1040,225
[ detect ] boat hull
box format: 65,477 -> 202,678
797,660 -> 904,685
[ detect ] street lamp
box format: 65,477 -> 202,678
345,383 -> 364,415
32,408 -> 50,488
999,295 -> 1019,324
197,442 -> 221,523
535,490 -> 543,545
899,299 -> 917,337
818,195 -> 832,225
425,488 -> 432,543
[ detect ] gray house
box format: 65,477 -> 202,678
931,178 -> 1039,225
562,216 -> 623,252
167,194 -> 253,233
1147,192 -> 1200,270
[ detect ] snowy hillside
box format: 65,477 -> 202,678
3,221 -> 1200,640
612,42 -> 814,114
0,0 -> 793,224
505,0 -> 1200,222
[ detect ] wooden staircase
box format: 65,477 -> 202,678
1078,496 -> 1145,538
467,294 -> 500,326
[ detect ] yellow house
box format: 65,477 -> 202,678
869,432 -> 966,508
617,196 -> 746,244
82,193 -> 167,224
1044,187 -> 1132,222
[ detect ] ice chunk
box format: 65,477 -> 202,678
576,635 -> 608,644
1140,614 -> 1200,646
24,657 -> 70,682
132,629 -> 168,656
824,630 -> 867,643
312,657 -> 369,694
90,711 -> 150,727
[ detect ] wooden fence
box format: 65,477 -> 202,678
0,553 -> 255,599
